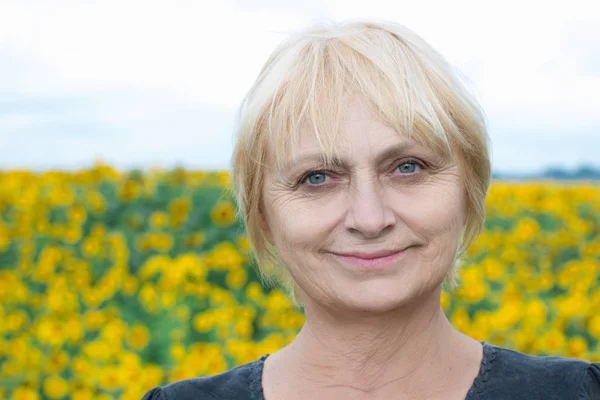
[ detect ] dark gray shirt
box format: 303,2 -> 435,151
141,341 -> 600,399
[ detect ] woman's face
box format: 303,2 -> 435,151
261,99 -> 466,312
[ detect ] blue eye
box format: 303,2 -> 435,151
397,161 -> 421,174
305,172 -> 328,185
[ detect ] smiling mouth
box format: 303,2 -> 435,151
330,248 -> 410,270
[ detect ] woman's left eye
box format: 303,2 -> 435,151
396,161 -> 422,174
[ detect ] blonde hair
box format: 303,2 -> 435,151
231,19 -> 492,307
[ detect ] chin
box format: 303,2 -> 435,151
334,281 -> 419,314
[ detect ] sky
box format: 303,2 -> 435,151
0,0 -> 599,174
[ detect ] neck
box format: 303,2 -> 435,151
282,286 -> 471,397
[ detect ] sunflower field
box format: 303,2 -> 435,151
1,163 -> 599,399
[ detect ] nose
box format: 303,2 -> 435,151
344,177 -> 396,239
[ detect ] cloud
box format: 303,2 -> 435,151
0,86 -> 237,171
0,0 -> 598,173
563,20 -> 600,77
0,1 -> 306,107
489,126 -> 600,173
231,0 -> 331,17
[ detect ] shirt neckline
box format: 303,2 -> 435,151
250,341 -> 497,400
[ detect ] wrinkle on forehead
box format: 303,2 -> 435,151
267,96 -> 455,176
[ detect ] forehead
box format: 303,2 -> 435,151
283,100 -> 417,166
304,99 -> 399,144
265,95 -> 454,173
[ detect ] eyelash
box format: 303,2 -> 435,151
298,159 -> 426,187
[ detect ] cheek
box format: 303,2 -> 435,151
398,184 -> 465,241
393,186 -> 464,283
267,194 -> 343,247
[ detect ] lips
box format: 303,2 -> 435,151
331,248 -> 408,259
331,248 -> 409,270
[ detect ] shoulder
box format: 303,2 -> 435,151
579,362 -> 600,399
482,343 -> 600,399
140,355 -> 267,400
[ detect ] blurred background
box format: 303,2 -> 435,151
0,1 -> 599,399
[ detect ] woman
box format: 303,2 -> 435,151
142,20 -> 599,399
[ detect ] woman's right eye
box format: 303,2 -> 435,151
305,172 -> 328,185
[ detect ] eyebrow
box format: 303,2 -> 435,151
284,142 -> 419,172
